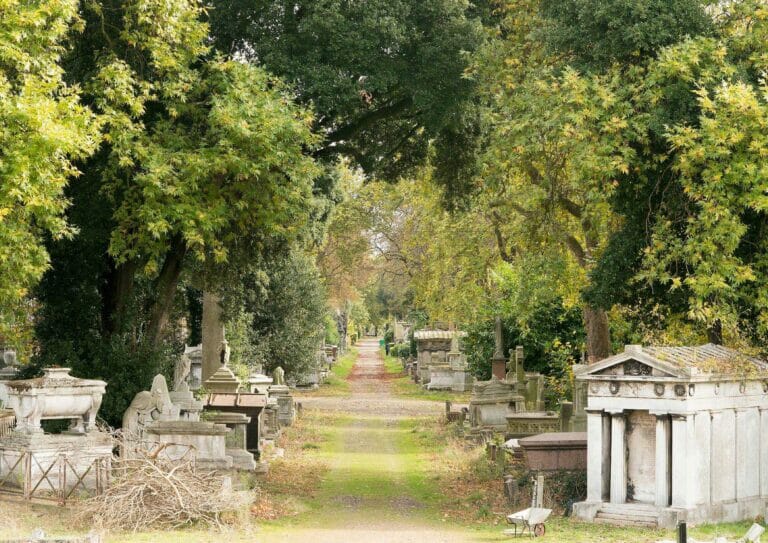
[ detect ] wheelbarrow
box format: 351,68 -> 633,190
503,507 -> 552,538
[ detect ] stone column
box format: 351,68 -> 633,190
671,414 -> 691,508
609,411 -> 626,504
201,292 -> 224,384
654,413 -> 671,507
586,409 -> 607,502
761,408 -> 768,498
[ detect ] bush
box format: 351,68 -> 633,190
389,343 -> 410,359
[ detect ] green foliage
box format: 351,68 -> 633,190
324,314 -> 341,346
0,0 -> 99,344
243,248 -> 328,379
463,299 -> 584,381
209,0 -> 487,184
540,0 -> 712,69
389,343 -> 410,359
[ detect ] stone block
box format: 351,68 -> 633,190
518,432 -> 587,471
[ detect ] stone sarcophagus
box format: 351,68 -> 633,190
5,368 -> 106,434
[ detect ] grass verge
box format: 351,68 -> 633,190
383,352 -> 472,403
298,348 -> 358,397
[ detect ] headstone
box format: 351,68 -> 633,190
515,346 -> 525,385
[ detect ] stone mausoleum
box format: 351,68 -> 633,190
573,344 -> 768,528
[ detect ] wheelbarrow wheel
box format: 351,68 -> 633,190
533,523 -> 545,537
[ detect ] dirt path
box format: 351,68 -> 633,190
260,338 -> 493,543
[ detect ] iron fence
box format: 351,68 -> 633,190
0,449 -> 110,504
0,410 -> 14,438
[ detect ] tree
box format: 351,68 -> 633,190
471,1 -> 642,361
44,0 -> 320,345
540,0 -> 712,69
639,3 -> 768,341
0,0 -> 99,347
208,0 -> 487,185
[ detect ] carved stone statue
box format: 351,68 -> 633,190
273,366 -> 286,386
122,375 -> 180,439
219,337 -> 231,366
173,351 -> 192,391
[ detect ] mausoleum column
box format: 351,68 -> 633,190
586,409 -> 607,502
608,410 -> 627,504
671,414 -> 691,508
653,413 -> 671,507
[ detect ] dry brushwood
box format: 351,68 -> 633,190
78,442 -> 251,532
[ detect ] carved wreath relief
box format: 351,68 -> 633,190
624,361 -> 652,376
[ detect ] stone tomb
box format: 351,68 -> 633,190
414,330 -> 456,385
415,330 -> 472,392
518,432 -> 587,471
1,368 -> 111,497
469,378 -> 525,433
573,344 -> 768,529
123,375 -> 233,470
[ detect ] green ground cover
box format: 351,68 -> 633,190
299,348 -> 358,397
383,351 -> 472,403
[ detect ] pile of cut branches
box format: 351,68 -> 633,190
78,444 -> 250,532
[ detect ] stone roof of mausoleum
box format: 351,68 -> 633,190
413,330 -> 467,340
581,343 -> 768,378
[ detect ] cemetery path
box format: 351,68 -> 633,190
260,338 -> 494,543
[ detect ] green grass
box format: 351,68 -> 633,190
298,348 -> 358,397
383,352 -> 472,403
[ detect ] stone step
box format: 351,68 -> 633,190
595,515 -> 659,528
597,511 -> 658,521
598,506 -> 659,519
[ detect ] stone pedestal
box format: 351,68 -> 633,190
0,431 -> 112,496
468,378 -> 525,432
426,364 -> 454,390
170,383 -> 203,421
452,369 -> 473,392
208,412 -> 256,470
269,385 -> 295,427
144,420 -> 232,470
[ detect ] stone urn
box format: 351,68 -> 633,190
5,367 -> 107,434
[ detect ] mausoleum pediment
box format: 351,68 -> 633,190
578,349 -> 686,379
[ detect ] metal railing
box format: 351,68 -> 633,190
0,449 -> 110,504
0,409 -> 14,438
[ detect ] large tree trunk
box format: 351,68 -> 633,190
101,259 -> 138,336
146,236 -> 188,345
583,304 -> 611,363
707,319 -> 723,345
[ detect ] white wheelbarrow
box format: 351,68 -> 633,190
503,507 -> 552,538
